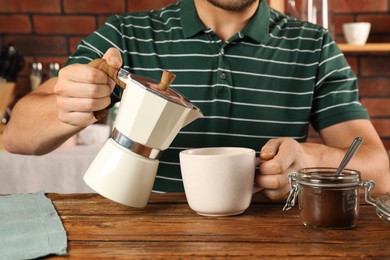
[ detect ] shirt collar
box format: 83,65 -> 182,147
180,0 -> 205,38
180,0 -> 271,43
243,0 -> 270,43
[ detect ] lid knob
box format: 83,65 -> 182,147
158,70 -> 176,91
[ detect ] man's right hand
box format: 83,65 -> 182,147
53,48 -> 122,127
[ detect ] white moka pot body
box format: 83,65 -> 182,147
83,139 -> 159,208
84,75 -> 202,208
114,78 -> 195,150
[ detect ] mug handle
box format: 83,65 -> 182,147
252,185 -> 264,194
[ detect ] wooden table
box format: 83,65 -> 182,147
47,193 -> 389,259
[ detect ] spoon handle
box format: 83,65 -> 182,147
335,137 -> 363,176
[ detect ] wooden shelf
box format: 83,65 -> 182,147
338,43 -> 390,53
267,1 -> 390,53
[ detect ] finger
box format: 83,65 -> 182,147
260,138 -> 282,160
260,139 -> 297,175
260,184 -> 291,201
103,48 -> 123,69
57,110 -> 97,127
59,64 -> 109,85
255,172 -> 289,190
271,139 -> 298,170
107,77 -> 116,91
57,81 -> 112,99
57,96 -> 111,114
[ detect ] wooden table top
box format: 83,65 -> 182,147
47,193 -> 390,259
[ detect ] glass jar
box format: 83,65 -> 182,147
283,167 -> 390,229
364,182 -> 390,224
283,167 -> 362,229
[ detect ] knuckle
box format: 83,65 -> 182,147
270,177 -> 282,190
90,84 -> 110,98
57,66 -> 69,78
103,97 -> 111,108
83,97 -> 110,111
83,99 -> 96,111
267,162 -> 283,174
86,68 -> 105,83
57,111 -> 70,124
87,85 -> 100,97
53,82 -> 65,95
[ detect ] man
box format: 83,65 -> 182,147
4,0 -> 390,199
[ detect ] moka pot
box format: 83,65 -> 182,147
83,59 -> 203,208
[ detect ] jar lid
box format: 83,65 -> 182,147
296,167 -> 361,188
375,193 -> 390,223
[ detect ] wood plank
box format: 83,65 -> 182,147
47,241 -> 390,259
58,210 -> 388,242
44,193 -> 390,259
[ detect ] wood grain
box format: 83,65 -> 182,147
339,43 -> 390,53
46,193 -> 390,259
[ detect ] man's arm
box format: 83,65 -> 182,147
3,78 -> 83,155
3,48 -> 122,155
256,119 -> 390,199
319,119 -> 390,193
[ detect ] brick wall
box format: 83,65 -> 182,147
334,0 -> 390,151
0,0 -> 177,98
293,0 -> 390,150
0,0 -> 389,149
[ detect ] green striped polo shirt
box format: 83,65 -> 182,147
66,0 -> 369,192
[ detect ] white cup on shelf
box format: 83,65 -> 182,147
342,22 -> 371,45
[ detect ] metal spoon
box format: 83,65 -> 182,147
335,137 -> 363,176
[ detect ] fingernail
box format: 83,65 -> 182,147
109,56 -> 120,65
260,150 -> 274,160
261,149 -> 273,155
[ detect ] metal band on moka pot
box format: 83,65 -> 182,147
111,128 -> 163,160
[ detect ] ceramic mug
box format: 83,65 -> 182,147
343,22 -> 371,45
180,147 -> 262,217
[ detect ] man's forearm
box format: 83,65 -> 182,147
3,80 -> 83,155
301,140 -> 390,194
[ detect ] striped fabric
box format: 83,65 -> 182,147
65,0 -> 368,192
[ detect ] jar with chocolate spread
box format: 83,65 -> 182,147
283,167 -> 362,229
283,167 -> 390,229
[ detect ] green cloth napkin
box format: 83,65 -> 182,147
0,192 -> 67,259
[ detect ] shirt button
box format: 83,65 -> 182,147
220,72 -> 226,80
220,48 -> 225,55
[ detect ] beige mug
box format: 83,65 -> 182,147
180,147 -> 262,217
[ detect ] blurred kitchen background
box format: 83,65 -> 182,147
0,0 -> 389,193
1,0 -> 389,148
